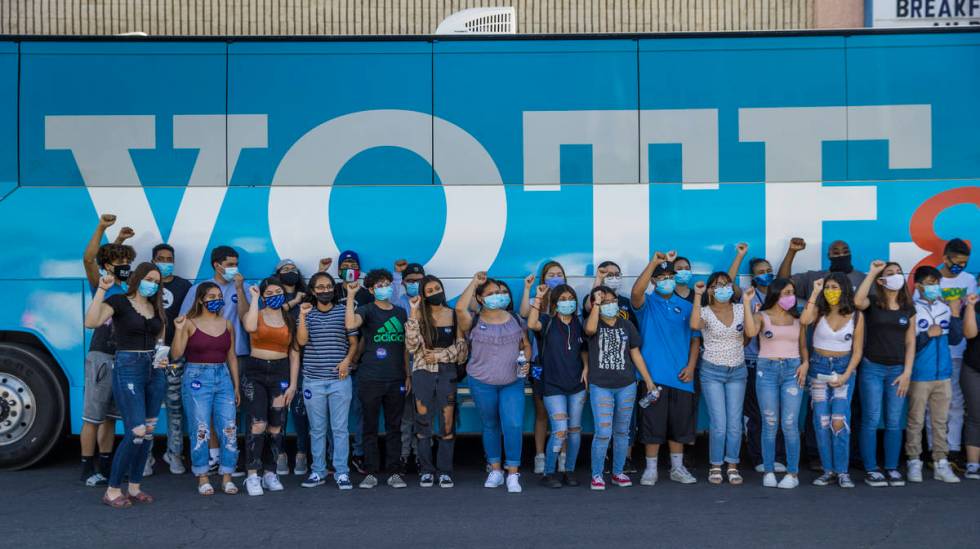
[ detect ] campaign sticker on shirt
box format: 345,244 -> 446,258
764,330 -> 774,339
918,318 -> 929,329
231,293 -> 239,304
443,327 -> 453,334
844,333 -> 853,341
376,347 -> 388,360
279,380 -> 289,390
190,380 -> 202,390
303,389 -> 312,400
479,323 -> 487,330
736,323 -> 744,332
673,306 -> 682,314
940,319 -> 950,329
898,316 -> 908,326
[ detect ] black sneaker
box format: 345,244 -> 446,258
864,470 -> 887,487
812,472 -> 837,486
561,473 -> 580,487
838,473 -> 855,488
438,474 -> 454,488
539,474 -> 563,488
351,455 -> 367,475
623,457 -> 638,474
886,469 -> 905,486
419,473 -> 435,488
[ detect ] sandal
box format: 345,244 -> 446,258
726,468 -> 743,485
198,482 -> 215,496
102,493 -> 132,509
222,481 -> 239,495
708,466 -> 723,485
127,490 -> 154,504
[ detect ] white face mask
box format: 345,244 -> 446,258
881,273 -> 905,291
604,276 -> 622,291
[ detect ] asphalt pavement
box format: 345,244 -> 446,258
3,436 -> 979,549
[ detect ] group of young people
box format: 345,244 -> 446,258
79,213 -> 980,507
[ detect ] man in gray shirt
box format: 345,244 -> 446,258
777,237 -> 866,300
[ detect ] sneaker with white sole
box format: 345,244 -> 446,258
907,459 -> 923,483
813,472 -> 837,486
294,454 -> 308,476
162,451 -> 186,475
611,473 -> 632,487
336,474 -> 353,490
420,473 -> 435,487
143,455 -> 155,477
934,460 -> 961,483
84,473 -> 108,487
506,473 -> 522,493
886,469 -> 906,486
641,468 -> 658,486
864,470 -> 888,487
301,472 -> 326,488
387,473 -> 407,488
245,475 -> 264,496
669,465 -> 697,484
777,475 -> 799,489
590,475 -> 606,491
838,473 -> 855,488
276,454 -> 289,476
262,472 -> 284,492
965,464 -> 980,480
533,454 -> 545,475
484,470 -> 505,488
763,472 -> 777,488
439,474 -> 454,488
359,474 -> 378,489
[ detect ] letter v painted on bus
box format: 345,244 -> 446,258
44,114 -> 267,279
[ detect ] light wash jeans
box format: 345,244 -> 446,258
808,353 -> 855,475
181,363 -> 238,476
755,358 -> 804,474
304,376 -> 353,477
589,383 -> 637,477
700,360 -> 748,465
543,390 -> 587,475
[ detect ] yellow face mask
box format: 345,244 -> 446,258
823,288 -> 842,306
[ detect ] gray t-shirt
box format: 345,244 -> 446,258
466,314 -> 525,386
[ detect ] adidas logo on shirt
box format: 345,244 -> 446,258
374,316 -> 405,343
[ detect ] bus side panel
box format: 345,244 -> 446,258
0,42 -> 15,197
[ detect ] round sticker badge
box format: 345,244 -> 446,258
190,380 -> 202,390
764,330 -> 774,339
279,380 -> 289,390
898,316 -> 908,326
376,347 -> 388,360
940,319 -> 949,329
736,323 -> 744,333
918,319 -> 929,329
304,389 -> 312,400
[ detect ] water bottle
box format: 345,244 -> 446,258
638,385 -> 662,408
516,350 -> 528,378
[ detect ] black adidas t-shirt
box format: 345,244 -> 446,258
355,302 -> 408,382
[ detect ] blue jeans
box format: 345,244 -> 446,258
755,358 -> 804,474
589,383 -> 637,477
181,363 -> 238,476
304,376 -> 352,477
469,377 -> 525,468
543,390 -> 587,474
108,351 -> 166,488
808,353 -> 855,474
859,359 -> 906,471
700,360 -> 748,465
349,370 -> 364,457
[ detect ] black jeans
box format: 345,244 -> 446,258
412,365 -> 458,475
744,362 -> 786,467
241,357 -> 289,472
358,379 -> 405,475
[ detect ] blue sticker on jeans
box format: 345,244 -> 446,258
304,388 -> 312,399
190,380 -> 202,390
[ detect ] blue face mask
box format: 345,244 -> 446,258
946,262 -> 965,276
263,294 -> 286,309
599,302 -> 620,318
713,285 -> 734,303
155,262 -> 174,278
655,278 -> 676,296
556,300 -> 577,315
922,284 -> 942,301
205,299 -> 225,313
404,281 -> 420,297
483,293 -> 511,310
138,280 -> 159,297
222,266 -> 238,282
545,276 -> 565,290
753,273 -> 774,287
674,270 -> 693,285
373,285 -> 394,302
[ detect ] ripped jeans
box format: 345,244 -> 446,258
241,357 -> 289,473
755,358 -> 805,474
543,390 -> 587,475
412,365 -> 458,475
808,353 -> 855,475
182,363 -> 238,476
108,350 -> 166,488
164,361 -> 185,459
589,383 -> 637,478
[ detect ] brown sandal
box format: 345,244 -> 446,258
127,491 -> 154,504
102,493 -> 132,509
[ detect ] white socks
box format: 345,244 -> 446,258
645,457 -> 657,471
670,453 -> 684,470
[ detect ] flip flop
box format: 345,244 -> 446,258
127,491 -> 154,504
102,493 -> 132,509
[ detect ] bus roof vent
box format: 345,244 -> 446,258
435,7 -> 517,35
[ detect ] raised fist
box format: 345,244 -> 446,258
473,271 -> 488,285
743,286 -> 756,301
694,281 -> 706,296
523,273 -> 535,288
812,279 -> 824,293
99,214 -> 117,228
98,273 -> 115,291
116,227 -> 135,241
173,316 -> 186,329
299,303 -> 313,316
869,260 -> 886,273
665,250 -> 677,262
318,257 -> 333,272
736,242 -> 748,255
394,259 -> 408,273
789,237 -> 806,252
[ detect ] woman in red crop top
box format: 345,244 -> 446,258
171,282 -> 239,496
240,277 -> 300,496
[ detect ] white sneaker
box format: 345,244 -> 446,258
777,475 -> 799,489
245,474 -> 264,496
907,459 -> 923,483
276,454 -> 289,476
669,465 -> 697,484
641,468 -> 658,486
162,451 -> 186,475
143,455 -> 155,477
484,470 -> 505,488
762,472 -> 778,488
387,473 -> 407,489
533,453 -> 545,475
934,460 -> 961,483
262,471 -> 284,492
506,473 -> 522,493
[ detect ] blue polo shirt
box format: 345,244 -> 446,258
636,293 -> 697,393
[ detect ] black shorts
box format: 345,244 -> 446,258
638,386 -> 697,445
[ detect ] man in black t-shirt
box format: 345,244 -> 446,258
345,269 -> 409,489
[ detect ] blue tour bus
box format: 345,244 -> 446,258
0,28 -> 977,469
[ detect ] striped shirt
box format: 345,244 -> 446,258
302,306 -> 357,381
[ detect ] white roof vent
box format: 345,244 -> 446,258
435,7 -> 517,35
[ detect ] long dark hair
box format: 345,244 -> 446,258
537,260 -> 566,310
186,281 -> 221,319
815,272 -> 856,317
875,262 -> 912,311
701,271 -> 732,307
259,277 -> 299,351
418,275 -> 452,349
547,284 -> 578,316
305,272 -> 338,305
759,278 -> 799,318
125,263 -> 167,336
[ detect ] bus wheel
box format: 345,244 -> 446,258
0,343 -> 66,470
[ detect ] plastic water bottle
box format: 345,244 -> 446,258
638,386 -> 662,408
516,350 -> 528,378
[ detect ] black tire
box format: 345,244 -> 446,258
0,343 -> 66,470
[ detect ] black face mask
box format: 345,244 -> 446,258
113,264 -> 132,280
425,292 -> 447,307
829,254 -> 853,274
279,271 -> 301,286
315,290 -> 334,304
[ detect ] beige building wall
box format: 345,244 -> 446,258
0,0 -> 862,36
